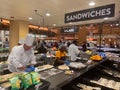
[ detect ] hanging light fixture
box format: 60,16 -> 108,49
45,12 -> 51,16
34,10 -> 44,30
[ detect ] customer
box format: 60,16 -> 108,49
82,41 -> 87,51
3,38 -> 9,48
68,40 -> 80,61
54,46 -> 67,67
37,43 -> 48,54
8,34 -> 36,72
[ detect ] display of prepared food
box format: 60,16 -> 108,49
103,69 -> 120,78
0,82 -> 11,88
90,77 -> 120,90
0,72 -> 21,83
68,62 -> 86,69
106,52 -> 120,61
77,83 -> 101,90
35,64 -> 54,72
39,68 -> 63,79
65,70 -> 74,75
86,60 -> 93,65
58,65 -> 69,70
85,50 -> 92,55
90,55 -> 102,61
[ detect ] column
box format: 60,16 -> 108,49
78,26 -> 88,44
9,20 -> 29,50
57,28 -> 61,41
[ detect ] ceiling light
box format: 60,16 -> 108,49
104,17 -> 109,20
28,17 -> 32,20
46,12 -> 51,16
89,2 -> 95,6
53,24 -> 56,26
116,23 -> 119,26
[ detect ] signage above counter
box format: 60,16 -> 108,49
61,27 -> 79,33
65,4 -> 115,23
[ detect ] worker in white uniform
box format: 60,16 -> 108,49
8,34 -> 36,72
68,40 -> 80,61
10,39 -> 25,54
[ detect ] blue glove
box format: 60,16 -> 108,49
65,60 -> 70,65
25,68 -> 32,72
98,52 -> 106,58
25,66 -> 35,72
29,66 -> 35,71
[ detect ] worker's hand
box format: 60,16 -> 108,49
18,66 -> 26,70
29,66 -> 35,71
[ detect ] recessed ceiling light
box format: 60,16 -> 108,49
89,2 -> 95,6
104,17 -> 109,20
28,17 -> 32,20
116,23 -> 119,26
53,24 -> 56,26
46,12 -> 51,16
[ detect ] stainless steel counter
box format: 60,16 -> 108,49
43,59 -> 107,90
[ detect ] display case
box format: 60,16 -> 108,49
61,60 -> 120,90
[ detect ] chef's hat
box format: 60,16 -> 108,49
18,39 -> 24,45
24,34 -> 35,46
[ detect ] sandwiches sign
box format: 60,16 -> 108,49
65,4 -> 115,23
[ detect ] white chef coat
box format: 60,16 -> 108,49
68,44 -> 80,61
8,45 -> 36,72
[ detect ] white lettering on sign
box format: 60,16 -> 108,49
66,8 -> 112,22
65,4 -> 115,23
64,29 -> 74,32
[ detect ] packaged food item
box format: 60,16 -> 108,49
19,73 -> 32,90
30,72 -> 40,84
0,72 -> 21,83
9,76 -> 21,90
65,70 -> 74,75
85,50 -> 92,55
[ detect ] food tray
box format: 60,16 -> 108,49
0,72 -> 21,84
35,64 -> 54,72
39,68 -> 63,79
68,62 -> 86,70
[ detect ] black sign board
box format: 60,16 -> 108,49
65,4 -> 115,23
61,27 -> 78,33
